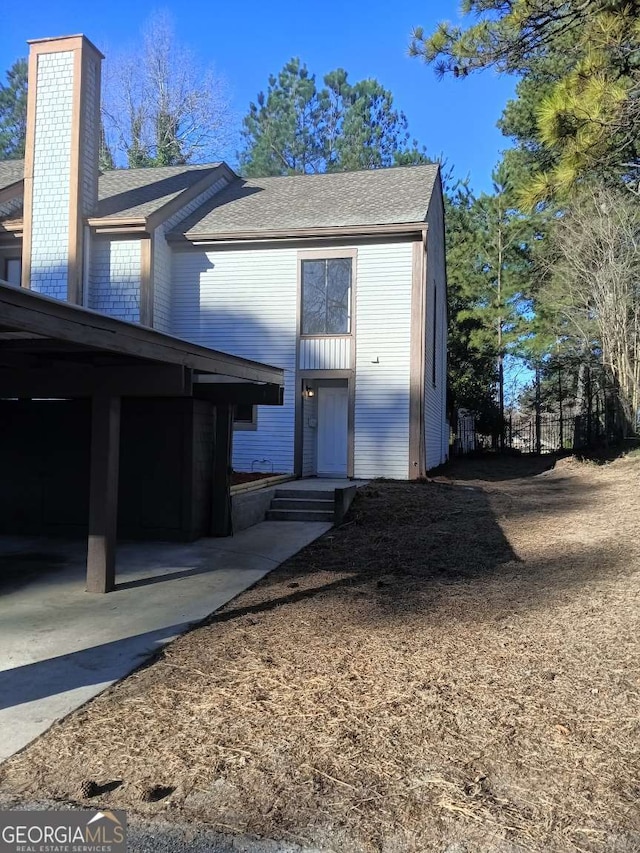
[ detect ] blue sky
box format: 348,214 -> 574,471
2,0 -> 517,193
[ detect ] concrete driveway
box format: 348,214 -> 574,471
0,521 -> 330,763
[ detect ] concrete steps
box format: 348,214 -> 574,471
266,508 -> 335,522
265,489 -> 334,523
271,498 -> 333,511
273,489 -> 334,500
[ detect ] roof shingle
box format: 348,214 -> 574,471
175,164 -> 440,238
0,160 -> 440,235
0,161 -> 224,222
0,160 -> 24,193
95,163 -> 223,220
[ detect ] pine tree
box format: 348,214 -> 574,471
445,182 -> 500,427
240,61 -> 427,176
453,165 -> 537,437
240,59 -> 326,176
0,58 -> 27,160
410,0 -> 640,202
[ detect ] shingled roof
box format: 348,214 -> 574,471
0,160 -> 441,236
0,160 -> 23,193
0,161 -> 229,224
95,163 -> 225,220
174,163 -> 440,240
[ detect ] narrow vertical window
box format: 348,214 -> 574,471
432,281 -> 437,386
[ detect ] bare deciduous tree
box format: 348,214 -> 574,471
545,186 -> 640,428
102,11 -> 237,168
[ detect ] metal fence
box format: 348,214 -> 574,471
453,410 -> 625,456
452,360 -> 630,456
506,414 -> 570,454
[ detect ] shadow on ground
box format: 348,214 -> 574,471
207,452 -> 625,629
0,552 -> 69,593
0,624 -> 192,711
430,451 -> 559,482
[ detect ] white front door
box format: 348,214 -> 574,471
317,385 -> 348,476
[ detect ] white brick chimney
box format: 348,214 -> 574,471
21,35 -> 103,303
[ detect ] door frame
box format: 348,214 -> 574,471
295,371 -> 355,478
315,381 -> 349,477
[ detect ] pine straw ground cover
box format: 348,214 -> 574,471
1,455 -> 639,852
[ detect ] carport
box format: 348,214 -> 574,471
0,282 -> 284,593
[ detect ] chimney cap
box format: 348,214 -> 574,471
27,34 -> 105,60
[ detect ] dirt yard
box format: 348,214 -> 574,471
231,471 -> 286,486
1,454 -> 639,852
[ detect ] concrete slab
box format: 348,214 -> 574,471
0,521 -> 330,763
278,478 -> 369,491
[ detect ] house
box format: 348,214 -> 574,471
0,33 -> 449,485
0,35 -> 286,594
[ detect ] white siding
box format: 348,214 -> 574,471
171,246 -> 298,473
300,337 -> 351,370
153,227 -> 173,332
153,176 -> 229,333
172,238 -> 418,479
424,181 -> 448,470
354,242 -> 413,479
88,238 -> 142,322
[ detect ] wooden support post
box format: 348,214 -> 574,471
212,404 -> 233,537
86,394 -> 121,593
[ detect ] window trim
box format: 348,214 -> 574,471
3,256 -> 22,288
432,279 -> 437,387
233,404 -> 258,431
298,247 -> 357,339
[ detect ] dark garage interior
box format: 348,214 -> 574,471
0,282 -> 284,592
0,397 -> 217,542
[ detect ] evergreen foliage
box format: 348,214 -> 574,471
240,60 -> 428,176
446,166 -> 541,427
0,58 -> 27,160
410,0 -> 640,202
445,182 -> 500,423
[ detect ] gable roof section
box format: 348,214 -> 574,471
0,160 -> 440,239
0,161 -> 25,223
0,161 -> 236,231
0,160 -> 23,194
94,163 -> 226,224
173,163 -> 440,242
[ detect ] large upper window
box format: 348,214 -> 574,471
301,257 -> 352,335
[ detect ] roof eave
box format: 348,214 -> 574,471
88,162 -> 239,233
0,179 -> 24,205
0,219 -> 23,239
170,220 -> 429,245
87,217 -> 148,234
0,281 -> 284,386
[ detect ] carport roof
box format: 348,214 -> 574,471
0,281 -> 283,389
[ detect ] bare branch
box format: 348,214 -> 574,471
101,10 -> 238,167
